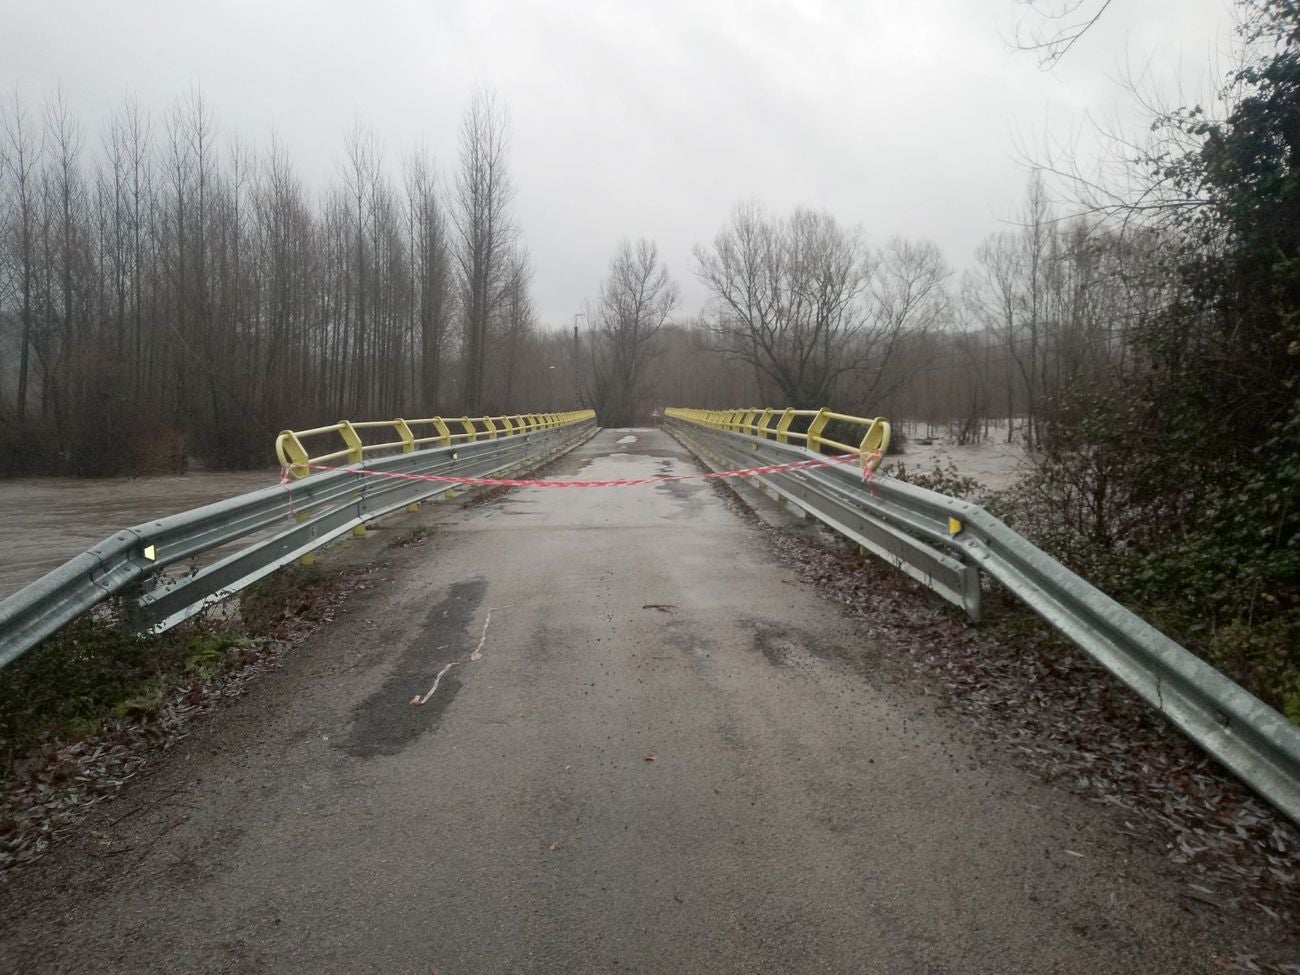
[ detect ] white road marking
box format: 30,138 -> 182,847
617,435 -> 637,445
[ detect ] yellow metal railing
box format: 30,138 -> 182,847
664,406 -> 890,472
276,410 -> 595,479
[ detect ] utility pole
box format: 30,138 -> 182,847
572,312 -> 585,406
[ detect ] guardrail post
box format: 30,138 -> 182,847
275,430 -> 311,479
394,419 -> 416,453
858,418 -> 891,472
337,421 -> 364,464
394,417 -> 423,511
806,408 -> 832,453
459,417 -> 477,443
119,567 -> 161,633
335,420 -> 367,536
775,409 -> 796,444
297,511 -> 317,562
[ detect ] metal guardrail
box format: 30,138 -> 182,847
275,410 -> 593,478
666,406 -> 892,461
665,407 -> 1300,828
0,411 -> 596,670
666,407 -> 979,615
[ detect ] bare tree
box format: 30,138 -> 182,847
1012,0 -> 1116,68
693,202 -> 879,407
593,238 -> 678,425
452,90 -> 517,414
404,149 -> 452,413
254,133 -> 309,418
340,120 -> 378,413
117,95 -> 153,395
496,247 -> 536,410
43,87 -> 87,428
1,90 -> 42,420
851,237 -> 950,408
966,174 -> 1055,445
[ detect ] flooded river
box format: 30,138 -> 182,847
0,470 -> 281,600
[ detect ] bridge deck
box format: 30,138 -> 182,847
1,429 -> 1229,973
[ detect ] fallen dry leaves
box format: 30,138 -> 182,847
763,523 -> 1299,942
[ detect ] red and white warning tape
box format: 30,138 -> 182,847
282,450 -> 879,492
278,450 -> 883,517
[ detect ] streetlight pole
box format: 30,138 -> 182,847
572,312 -> 586,407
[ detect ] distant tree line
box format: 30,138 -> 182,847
0,74 -> 1213,480
0,88 -> 571,474
602,183 -> 1157,450
0,81 -> 1164,475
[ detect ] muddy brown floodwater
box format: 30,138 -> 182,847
0,470 -> 281,599
890,435 -> 1035,493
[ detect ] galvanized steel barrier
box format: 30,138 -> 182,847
0,410 -> 596,670
665,406 -> 1300,827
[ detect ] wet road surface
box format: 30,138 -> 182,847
0,430 -> 1236,973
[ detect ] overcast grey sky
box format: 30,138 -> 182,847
3,0 -> 1232,323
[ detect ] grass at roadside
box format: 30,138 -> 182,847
0,563 -> 348,788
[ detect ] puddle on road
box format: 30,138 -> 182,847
339,578 -> 487,758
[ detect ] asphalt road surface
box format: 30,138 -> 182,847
1,430 -> 1242,973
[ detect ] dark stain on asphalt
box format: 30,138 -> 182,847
655,477 -> 705,504
339,578 -> 487,757
747,620 -> 797,667
739,617 -> 838,668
